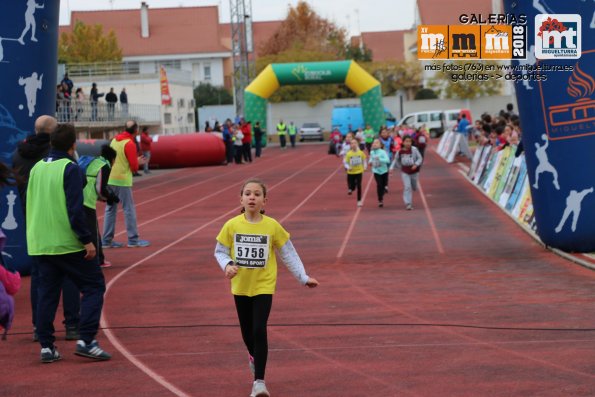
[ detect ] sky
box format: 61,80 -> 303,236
59,0 -> 417,36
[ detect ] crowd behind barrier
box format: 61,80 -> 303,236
436,105 -> 537,234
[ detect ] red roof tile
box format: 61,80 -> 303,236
60,6 -> 230,57
359,30 -> 410,62
219,20 -> 283,56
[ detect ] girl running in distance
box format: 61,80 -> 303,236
214,178 -> 319,397
391,135 -> 423,210
344,138 -> 367,207
369,138 -> 390,207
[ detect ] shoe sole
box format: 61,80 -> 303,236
41,356 -> 62,364
74,351 -> 111,361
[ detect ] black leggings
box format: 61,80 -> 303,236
374,172 -> 388,202
347,173 -> 363,201
234,294 -> 273,380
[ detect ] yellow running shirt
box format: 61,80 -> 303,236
216,214 -> 290,296
345,149 -> 366,175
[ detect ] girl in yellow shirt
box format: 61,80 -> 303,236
343,139 -> 368,207
215,178 -> 319,397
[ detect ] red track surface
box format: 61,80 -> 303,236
3,145 -> 595,397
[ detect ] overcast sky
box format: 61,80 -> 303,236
59,0 -> 417,36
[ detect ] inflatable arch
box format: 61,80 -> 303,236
244,60 -> 385,134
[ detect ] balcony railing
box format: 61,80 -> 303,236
56,99 -> 161,126
65,62 -> 142,78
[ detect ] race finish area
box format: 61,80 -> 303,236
3,145 -> 595,397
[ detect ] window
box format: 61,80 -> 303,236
204,65 -> 211,81
417,113 -> 429,123
187,113 -> 194,124
430,112 -> 442,121
160,60 -> 181,70
404,116 -> 414,125
189,99 -> 195,108
178,98 -> 185,108
164,113 -> 172,124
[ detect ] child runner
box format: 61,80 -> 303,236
391,135 -> 423,210
378,128 -> 394,193
214,178 -> 319,397
363,124 -> 375,153
369,138 -> 390,207
344,139 -> 367,207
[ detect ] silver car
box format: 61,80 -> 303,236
299,122 -> 324,141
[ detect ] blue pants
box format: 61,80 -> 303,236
36,251 -> 105,348
30,256 -> 80,328
102,185 -> 139,245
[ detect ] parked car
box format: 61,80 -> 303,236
398,109 -> 472,138
299,122 -> 324,141
398,110 -> 445,138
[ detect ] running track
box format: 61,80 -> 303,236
3,145 -> 595,397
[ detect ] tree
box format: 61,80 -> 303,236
259,1 -> 346,57
343,44 -> 372,62
428,60 -> 503,99
58,21 -> 122,63
414,88 -> 438,100
194,83 -> 233,107
361,61 -> 423,98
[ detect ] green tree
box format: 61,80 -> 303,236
414,88 -> 438,100
194,83 -> 233,107
59,21 -> 122,63
428,60 -> 503,99
343,44 -> 372,62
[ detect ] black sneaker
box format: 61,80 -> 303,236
40,346 -> 62,363
65,326 -> 79,341
75,340 -> 111,361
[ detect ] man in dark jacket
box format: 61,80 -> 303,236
105,88 -> 118,121
12,115 -> 81,342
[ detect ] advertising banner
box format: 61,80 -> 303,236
504,1 -> 594,251
0,0 -> 60,273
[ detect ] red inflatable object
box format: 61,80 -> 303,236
149,133 -> 225,168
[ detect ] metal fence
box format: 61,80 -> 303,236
56,99 -> 161,126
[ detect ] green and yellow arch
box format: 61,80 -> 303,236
244,60 -> 385,134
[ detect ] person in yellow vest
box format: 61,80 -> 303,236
26,123 -> 111,363
80,145 -> 119,268
276,119 -> 287,149
288,121 -> 297,148
102,121 -> 150,248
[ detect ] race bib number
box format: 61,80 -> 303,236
234,233 -> 269,268
419,136 -> 426,144
371,157 -> 380,168
349,156 -> 363,167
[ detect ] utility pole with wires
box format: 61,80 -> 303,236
229,0 -> 254,118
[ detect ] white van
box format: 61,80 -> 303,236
398,110 -> 445,138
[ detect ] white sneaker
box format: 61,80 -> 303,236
250,380 -> 270,397
357,201 -> 363,207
